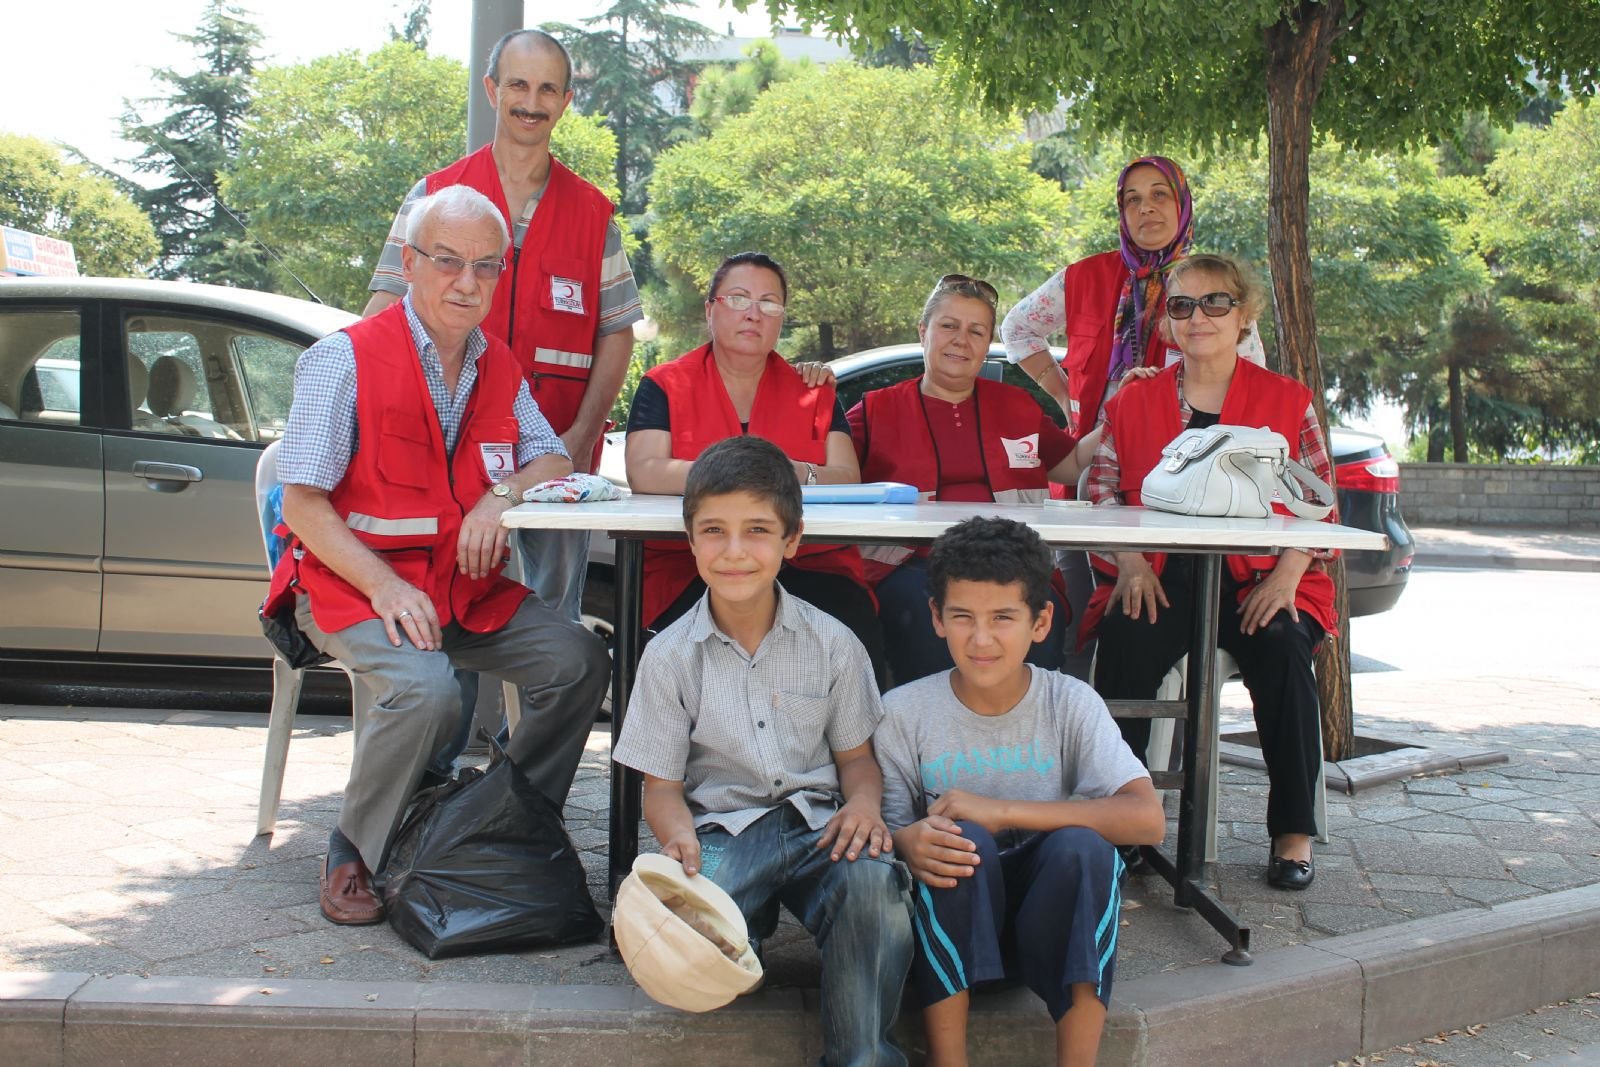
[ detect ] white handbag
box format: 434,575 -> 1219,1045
1139,425 -> 1334,520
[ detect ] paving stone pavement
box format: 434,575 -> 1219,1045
1330,991 -> 1600,1066
1,661 -> 1596,995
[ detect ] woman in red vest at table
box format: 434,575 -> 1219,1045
1085,254 -> 1338,892
625,251 -> 887,683
847,274 -> 1098,685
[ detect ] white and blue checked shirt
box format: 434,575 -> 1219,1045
278,294 -> 567,491
612,586 -> 884,835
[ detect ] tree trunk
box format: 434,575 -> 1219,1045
818,321 -> 835,358
1447,360 -> 1468,461
1264,1 -> 1356,761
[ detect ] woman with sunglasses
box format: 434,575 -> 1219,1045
1084,254 -> 1338,891
625,251 -> 887,681
846,275 -> 1098,685
1000,156 -> 1264,436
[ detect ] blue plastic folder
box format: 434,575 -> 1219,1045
800,482 -> 919,504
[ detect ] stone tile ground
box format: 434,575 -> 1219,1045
1,663 -> 1595,993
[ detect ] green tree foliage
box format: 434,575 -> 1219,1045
755,0 -> 1599,752
119,0 -> 270,287
650,63 -> 1071,356
220,42 -> 625,313
689,39 -> 810,136
545,0 -> 712,215
0,134 -> 160,277
389,0 -> 430,49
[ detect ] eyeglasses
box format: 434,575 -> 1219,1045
1165,292 -> 1242,319
408,244 -> 506,280
935,273 -> 999,305
713,293 -> 786,317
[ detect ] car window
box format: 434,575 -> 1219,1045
835,356 -> 923,413
125,311 -> 303,442
0,308 -> 81,426
997,359 -> 1069,429
233,333 -> 301,441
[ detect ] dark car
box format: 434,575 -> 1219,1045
0,276 -> 359,703
586,343 -> 1412,619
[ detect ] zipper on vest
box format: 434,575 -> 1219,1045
506,245 -> 522,347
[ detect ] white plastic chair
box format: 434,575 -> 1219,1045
253,440 -> 360,837
252,442 -> 523,836
1146,651 -> 1330,862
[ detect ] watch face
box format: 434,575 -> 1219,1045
493,483 -> 511,497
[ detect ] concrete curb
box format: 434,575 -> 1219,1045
5,883 -> 1598,1067
1416,547 -> 1600,573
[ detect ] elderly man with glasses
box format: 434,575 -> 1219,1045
265,184 -> 609,926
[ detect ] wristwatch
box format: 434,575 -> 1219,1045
804,462 -> 818,485
491,482 -> 514,500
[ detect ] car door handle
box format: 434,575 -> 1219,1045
132,460 -> 204,486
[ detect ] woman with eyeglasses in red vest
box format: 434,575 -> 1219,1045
625,252 -> 888,687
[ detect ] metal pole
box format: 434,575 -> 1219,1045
468,0 -> 524,153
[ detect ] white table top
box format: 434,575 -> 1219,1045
503,494 -> 1386,553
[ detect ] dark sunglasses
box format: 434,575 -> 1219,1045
1165,292 -> 1242,320
935,273 -> 999,304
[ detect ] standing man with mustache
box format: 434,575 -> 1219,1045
365,28 -> 641,625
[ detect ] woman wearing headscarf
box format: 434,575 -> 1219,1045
1001,156 -> 1263,679
1000,156 -> 1264,436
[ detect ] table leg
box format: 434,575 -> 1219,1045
608,537 -> 644,898
1165,553 -> 1251,964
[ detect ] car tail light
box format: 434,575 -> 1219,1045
1336,454 -> 1400,493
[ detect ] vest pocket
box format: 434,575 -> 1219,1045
378,411 -> 434,489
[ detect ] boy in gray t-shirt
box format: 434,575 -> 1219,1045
876,517 -> 1163,1067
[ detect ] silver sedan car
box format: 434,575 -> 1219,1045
0,277 -> 357,693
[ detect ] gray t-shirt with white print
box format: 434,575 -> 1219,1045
876,666 -> 1149,845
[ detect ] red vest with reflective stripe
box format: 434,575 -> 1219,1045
264,303 -> 529,634
426,146 -> 615,440
1060,250 -> 1169,436
640,344 -> 865,625
1082,359 -> 1337,637
856,375 -> 1055,504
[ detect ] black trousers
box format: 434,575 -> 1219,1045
1092,556 -> 1325,840
652,564 -> 891,691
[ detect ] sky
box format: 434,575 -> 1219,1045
4,0 -> 780,177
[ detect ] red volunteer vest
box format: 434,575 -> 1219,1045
263,303 -> 530,634
1061,250 -> 1168,436
1081,359 -> 1337,639
855,375 -> 1055,504
426,146 -> 614,450
640,344 -> 866,625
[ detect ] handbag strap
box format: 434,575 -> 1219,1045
1276,456 -> 1335,520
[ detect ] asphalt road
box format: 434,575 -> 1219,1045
1350,566 -> 1600,680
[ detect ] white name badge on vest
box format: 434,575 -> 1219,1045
480,442 -> 514,482
551,277 -> 586,315
1001,433 -> 1042,468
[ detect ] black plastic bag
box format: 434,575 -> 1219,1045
382,735 -> 604,959
259,597 -> 332,669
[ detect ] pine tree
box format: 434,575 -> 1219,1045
120,0 -> 269,286
544,0 -> 712,217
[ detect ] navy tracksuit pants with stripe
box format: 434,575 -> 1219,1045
909,822 -> 1123,1021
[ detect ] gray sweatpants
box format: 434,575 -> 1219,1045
296,594 -> 608,873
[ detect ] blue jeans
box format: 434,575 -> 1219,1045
516,527 -> 590,625
697,806 -> 914,1067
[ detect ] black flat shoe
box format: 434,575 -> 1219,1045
1267,855 -> 1314,890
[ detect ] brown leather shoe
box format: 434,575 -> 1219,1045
319,859 -> 385,925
